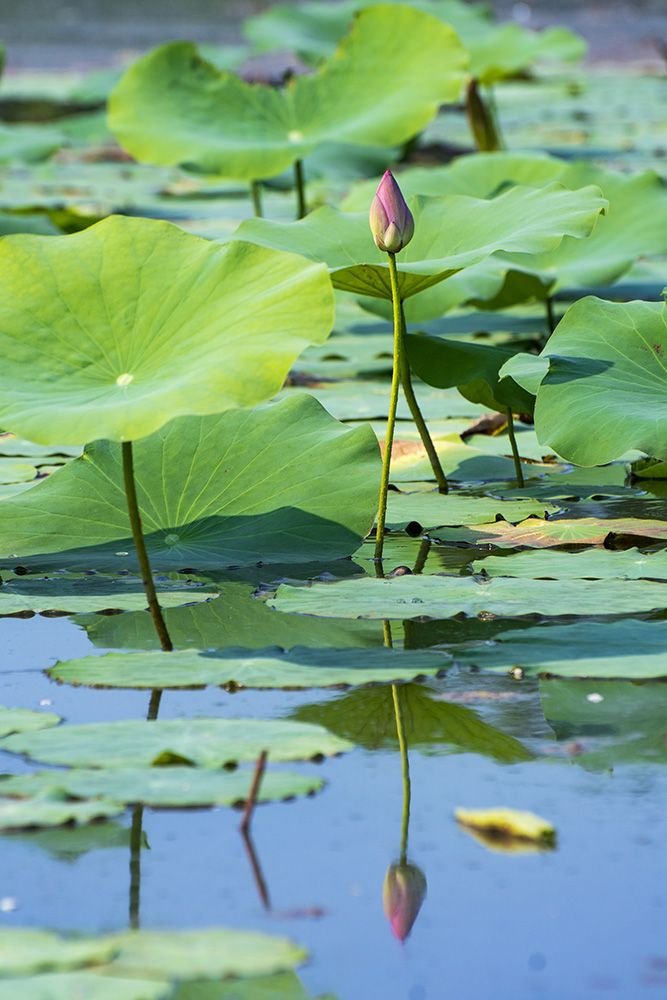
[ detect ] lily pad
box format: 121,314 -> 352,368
502,298 -> 667,466
0,718 -> 353,769
473,548 -> 667,580
385,492 -> 556,531
0,790 -> 124,830
269,575 -> 667,619
232,183 -> 606,301
455,621 -> 667,679
169,972 -> 330,1000
0,577 -> 216,614
0,973 -> 170,1000
0,768 -> 323,808
0,395 -> 379,570
0,706 -> 61,737
0,927 -> 116,977
47,645 -> 449,690
429,516 -> 667,548
0,215 -> 333,446
109,6 -> 466,181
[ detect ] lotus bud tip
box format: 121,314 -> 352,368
370,170 -> 414,254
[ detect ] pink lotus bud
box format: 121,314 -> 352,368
369,170 -> 414,253
382,862 -> 427,942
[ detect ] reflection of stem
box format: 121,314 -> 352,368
121,441 -> 173,652
399,305 -> 448,494
546,296 -> 555,336
412,537 -> 431,575
241,826 -> 271,911
129,804 -> 144,929
294,159 -> 307,219
392,685 -> 411,866
147,689 -> 162,721
374,251 -> 403,562
251,180 -> 263,218
240,750 -> 268,835
505,410 -> 524,488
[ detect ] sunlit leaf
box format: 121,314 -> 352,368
0,927 -> 116,977
473,548 -> 667,580
0,974 -> 170,1000
385,492 -> 556,530
429,516 -> 667,548
455,806 -> 556,848
0,216 -> 333,445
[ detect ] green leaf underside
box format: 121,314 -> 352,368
0,768 -> 323,808
0,718 -> 353,769
473,548 -> 667,580
47,645 -> 449,690
109,7 -> 467,180
428,516 -> 667,548
509,298 -> 667,466
456,621 -> 667,678
0,973 -> 171,1000
270,575 -> 667,619
0,395 -> 379,569
0,794 -> 124,830
231,184 -> 606,301
0,578 -> 216,614
0,707 -> 61,737
0,216 -> 333,446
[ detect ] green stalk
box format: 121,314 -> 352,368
546,296 -> 556,336
147,689 -> 162,721
374,251 -> 403,562
250,180 -> 263,218
465,77 -> 504,152
505,409 -> 524,488
392,684 -> 411,866
122,441 -> 173,652
399,304 -> 448,493
129,804 -> 143,929
294,159 -> 307,219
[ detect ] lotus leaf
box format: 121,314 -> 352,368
231,183 -> 606,301
385,493 -> 557,531
0,395 -> 379,570
0,215 -> 333,445
0,718 -> 353,769
47,645 -> 449,690
473,548 -> 667,580
0,790 -> 124,830
502,297 -> 667,466
0,707 -> 61,737
0,767 -> 323,808
0,577 -> 216,614
0,927 -> 117,977
0,975 -> 170,1000
109,6 -> 467,181
429,516 -> 667,548
270,575 -> 667,619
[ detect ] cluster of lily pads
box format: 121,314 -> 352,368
0,0 -> 667,995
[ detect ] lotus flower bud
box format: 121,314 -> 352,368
382,862 -> 427,942
369,170 -> 414,253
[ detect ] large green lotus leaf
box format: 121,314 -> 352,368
385,492 -> 557,531
47,645 -> 449,690
108,7 -> 467,181
473,548 -> 667,580
0,974 -> 170,1000
0,707 -> 61,737
0,215 -> 333,446
75,581 -> 383,650
456,621 -> 667,679
0,577 -> 216,614
0,927 -> 117,977
429,516 -> 667,548
0,790 -> 124,830
291,682 -> 532,763
269,575 -> 667,619
0,395 -> 378,570
231,183 -> 606,301
244,0 -> 490,62
405,334 -> 535,414
466,24 -> 586,84
0,718 -> 353,769
0,767 -> 323,808
170,972 -> 335,1000
503,298 -> 667,466
541,677 -> 667,768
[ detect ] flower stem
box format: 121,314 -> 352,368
250,180 -> 263,218
392,684 -> 411,866
121,440 -> 173,652
399,304 -> 448,494
546,296 -> 556,336
374,252 -> 404,562
505,409 -> 524,488
294,159 -> 307,219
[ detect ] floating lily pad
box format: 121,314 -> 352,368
0,706 -> 61,737
473,548 -> 667,580
385,492 -> 556,531
0,577 -> 216,614
169,972 -> 329,1000
0,396 -> 379,570
0,216 -> 333,446
0,790 -> 124,830
232,183 -> 606,301
0,718 -> 353,769
429,516 -> 667,548
269,575 -> 667,619
0,927 -> 116,977
0,767 -> 323,808
466,23 -> 585,83
0,973 -> 170,1000
47,645 -> 449,690
109,7 -> 467,180
502,298 -> 667,466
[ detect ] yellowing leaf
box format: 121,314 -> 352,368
455,806 -> 556,852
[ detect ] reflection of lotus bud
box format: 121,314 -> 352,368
382,862 -> 427,942
369,170 -> 414,253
